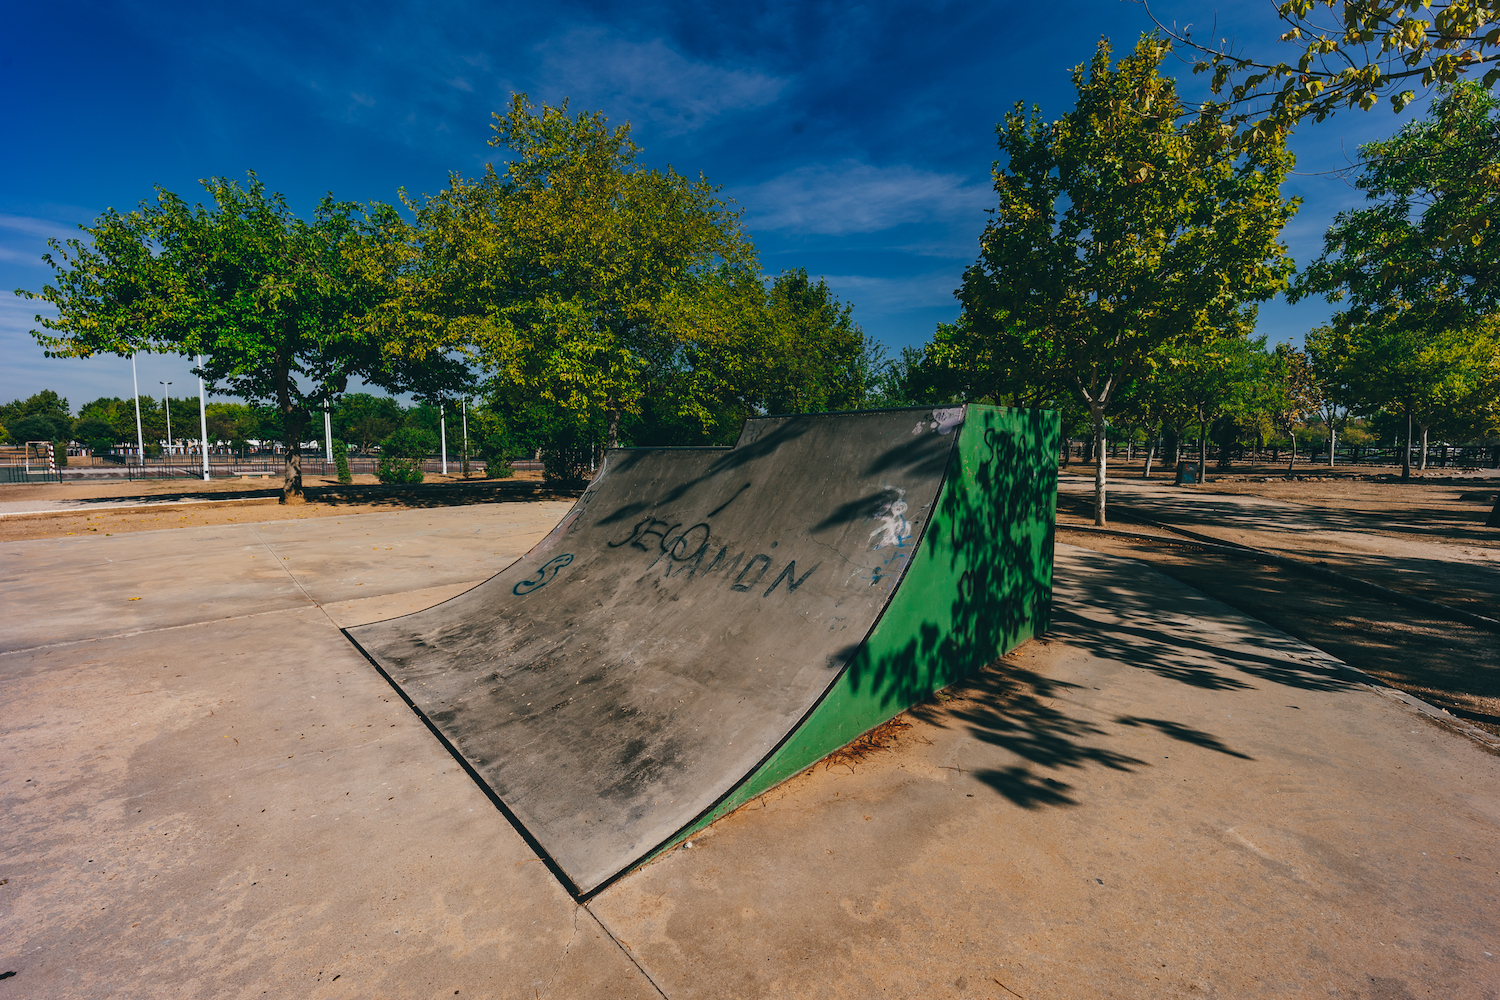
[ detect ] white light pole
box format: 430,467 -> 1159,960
130,354 -> 145,465
323,398 -> 333,463
440,401 -> 448,475
196,356 -> 210,481
461,397 -> 469,479
158,381 -> 173,457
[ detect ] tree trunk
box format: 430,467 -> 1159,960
1329,424 -> 1337,467
281,412 -> 305,504
1143,423 -> 1158,478
1061,439 -> 1070,467
1091,405 -> 1107,526
606,403 -> 621,451
1488,494 -> 1500,528
275,365 -> 305,505
1419,424 -> 1429,471
1197,416 -> 1208,481
1402,406 -> 1412,483
1286,423 -> 1297,476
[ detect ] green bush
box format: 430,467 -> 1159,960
377,454 -> 424,484
376,426 -> 434,484
53,440 -> 68,467
486,455 -> 515,479
332,439 -> 353,484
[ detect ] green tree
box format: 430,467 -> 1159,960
1299,83 -> 1500,312
1291,82 -> 1500,479
1319,304 -> 1483,477
376,426 -> 435,484
332,393 -> 403,453
404,96 -> 757,452
6,412 -> 71,446
1142,321 -> 1266,474
1262,342 -> 1325,473
1304,324 -> 1362,464
919,313 -> 1066,408
72,416 -> 117,455
16,173 -> 462,503
0,390 -> 70,427
958,35 -> 1298,523
754,269 -> 876,414
1152,1 -> 1500,137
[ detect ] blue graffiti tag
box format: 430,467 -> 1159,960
512,553 -> 575,596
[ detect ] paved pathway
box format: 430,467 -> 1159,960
3,507 -> 1496,998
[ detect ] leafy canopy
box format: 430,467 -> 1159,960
960,34 -> 1297,420
405,96 -> 758,445
1149,0 -> 1500,138
15,173 -> 465,499
1296,81 -> 1500,311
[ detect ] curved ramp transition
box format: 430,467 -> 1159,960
345,405 -> 1058,896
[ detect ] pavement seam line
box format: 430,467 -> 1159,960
0,584 -> 483,659
0,604 -> 316,657
249,523 -> 330,619
580,903 -> 670,999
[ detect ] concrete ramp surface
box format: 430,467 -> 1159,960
346,405 -> 1058,895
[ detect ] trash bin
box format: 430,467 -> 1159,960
1175,460 -> 1199,485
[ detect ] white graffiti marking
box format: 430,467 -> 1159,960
868,489 -> 910,549
911,407 -> 965,435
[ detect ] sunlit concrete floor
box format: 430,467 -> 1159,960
3,504 -> 1496,999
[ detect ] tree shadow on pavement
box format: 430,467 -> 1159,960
909,666 -> 1147,809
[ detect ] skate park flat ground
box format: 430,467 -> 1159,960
3,504 -> 1498,998
1058,472 -> 1500,618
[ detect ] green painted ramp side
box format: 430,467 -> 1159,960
660,404 -> 1059,852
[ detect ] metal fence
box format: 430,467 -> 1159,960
106,454 -> 544,481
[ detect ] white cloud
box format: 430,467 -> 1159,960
817,271 -> 962,313
0,214 -> 81,242
535,30 -> 787,136
0,214 -> 84,270
735,162 -> 991,236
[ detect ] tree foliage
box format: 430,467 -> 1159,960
1297,82 -> 1500,313
15,173 -> 464,501
1150,0 -> 1500,138
402,96 -> 757,449
958,35 -> 1298,522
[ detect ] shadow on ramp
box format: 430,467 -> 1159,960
345,405 -> 1059,897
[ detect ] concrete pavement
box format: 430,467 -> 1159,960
1060,474 -> 1500,613
3,503 -> 1497,998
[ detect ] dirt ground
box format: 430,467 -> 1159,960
0,471 -> 582,543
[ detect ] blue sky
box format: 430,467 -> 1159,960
1,0 -> 1429,410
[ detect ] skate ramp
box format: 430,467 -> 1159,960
345,405 -> 1058,896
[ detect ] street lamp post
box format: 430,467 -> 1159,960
324,399 -> 333,463
440,401 -> 447,476
158,382 -> 173,458
130,354 -> 145,465
196,356 -> 210,481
